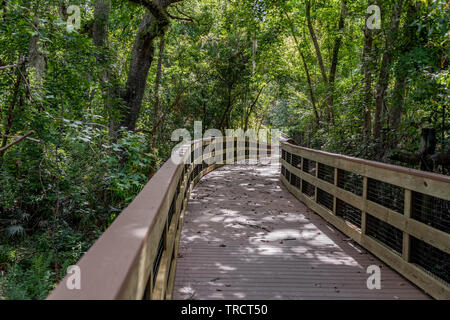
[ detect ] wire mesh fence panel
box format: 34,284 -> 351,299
282,149 -> 286,161
336,199 -> 362,228
317,188 -> 334,211
286,151 -> 292,165
291,154 -> 301,169
411,192 -> 450,234
168,194 -> 176,226
290,173 -> 301,189
318,163 -> 335,184
410,237 -> 450,284
337,169 -> 363,196
302,158 -> 316,176
153,229 -> 166,287
285,169 -> 291,183
367,178 -> 404,214
302,180 -> 315,198
281,165 -> 286,177
366,214 -> 403,254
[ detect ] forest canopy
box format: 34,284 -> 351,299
0,0 -> 448,299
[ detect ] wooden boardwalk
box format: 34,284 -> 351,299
173,160 -> 430,300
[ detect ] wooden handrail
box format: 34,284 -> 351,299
47,137 -> 273,300
280,142 -> 450,300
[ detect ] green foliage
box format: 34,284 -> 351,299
0,0 -> 448,299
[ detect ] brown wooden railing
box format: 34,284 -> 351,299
280,141 -> 450,300
47,137 -> 273,300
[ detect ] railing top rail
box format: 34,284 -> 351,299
48,137 -> 274,300
282,141 -> 450,184
47,142 -> 191,299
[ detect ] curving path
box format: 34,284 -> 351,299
173,160 -> 429,300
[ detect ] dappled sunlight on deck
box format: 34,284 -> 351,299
173,161 -> 430,300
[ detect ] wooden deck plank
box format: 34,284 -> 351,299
173,160 -> 430,300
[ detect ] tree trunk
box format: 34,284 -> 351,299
389,2 -> 420,146
121,0 -> 173,132
362,11 -> 374,141
93,0 -> 122,141
244,86 -> 265,131
153,33 -> 166,125
93,0 -> 110,48
328,0 -> 347,106
305,0 -> 328,85
283,11 -> 320,127
373,0 -> 404,141
1,57 -> 26,155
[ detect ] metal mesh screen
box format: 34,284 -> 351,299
188,170 -> 193,186
291,154 -> 301,169
366,214 -> 403,254
336,199 -> 362,228
195,164 -> 201,178
337,169 -> 363,196
410,237 -> 450,284
282,149 -> 286,161
286,152 -> 292,165
281,165 -> 286,177
367,178 -> 404,214
290,173 -> 301,189
411,192 -> 450,234
317,188 -> 334,211
318,163 -> 335,184
168,194 -> 176,226
302,158 -> 316,176
153,229 -> 166,287
285,169 -> 291,183
302,180 -> 315,198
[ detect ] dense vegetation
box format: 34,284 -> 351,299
0,0 -> 448,299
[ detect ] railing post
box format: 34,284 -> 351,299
314,161 -> 319,202
361,176 -> 368,235
332,168 -> 338,215
299,154 -> 304,192
403,189 -> 412,262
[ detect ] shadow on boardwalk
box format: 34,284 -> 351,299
173,160 -> 429,300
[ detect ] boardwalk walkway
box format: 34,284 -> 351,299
173,160 -> 429,300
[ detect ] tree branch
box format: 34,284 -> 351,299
128,0 -> 169,25
167,12 -> 192,21
0,130 -> 35,153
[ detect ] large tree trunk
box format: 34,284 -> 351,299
328,0 -> 347,102
244,85 -> 265,131
305,0 -> 328,85
283,11 -> 320,128
93,0 -> 122,141
152,33 -> 166,125
93,0 -> 110,48
373,0 -> 404,141
362,11 -> 374,141
389,2 -> 421,145
306,0 -> 345,124
121,0 -> 174,132
1,56 -> 26,156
